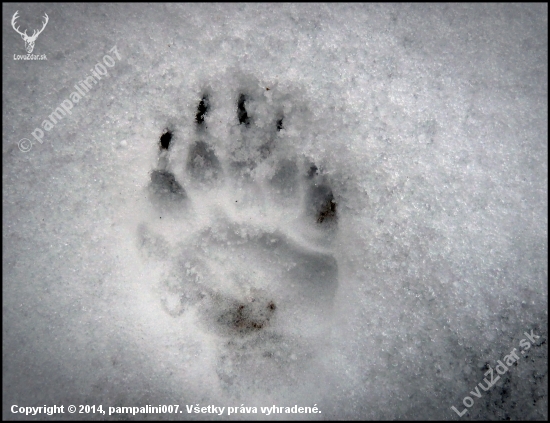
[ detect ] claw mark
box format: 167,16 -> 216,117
196,96 -> 209,125
309,184 -> 337,224
276,117 -> 284,131
318,196 -> 337,223
237,94 -> 250,126
307,164 -> 319,178
159,131 -> 173,150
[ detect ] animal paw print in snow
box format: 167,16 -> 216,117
139,83 -> 340,389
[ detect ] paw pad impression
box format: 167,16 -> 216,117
143,84 -> 340,345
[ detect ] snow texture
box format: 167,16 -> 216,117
3,3 -> 548,420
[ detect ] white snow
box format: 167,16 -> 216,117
3,3 -> 547,420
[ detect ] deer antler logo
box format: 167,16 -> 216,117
12,10 -> 49,54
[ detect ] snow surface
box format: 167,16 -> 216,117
3,3 -> 547,420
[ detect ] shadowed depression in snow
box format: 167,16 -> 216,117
3,3 -> 547,420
